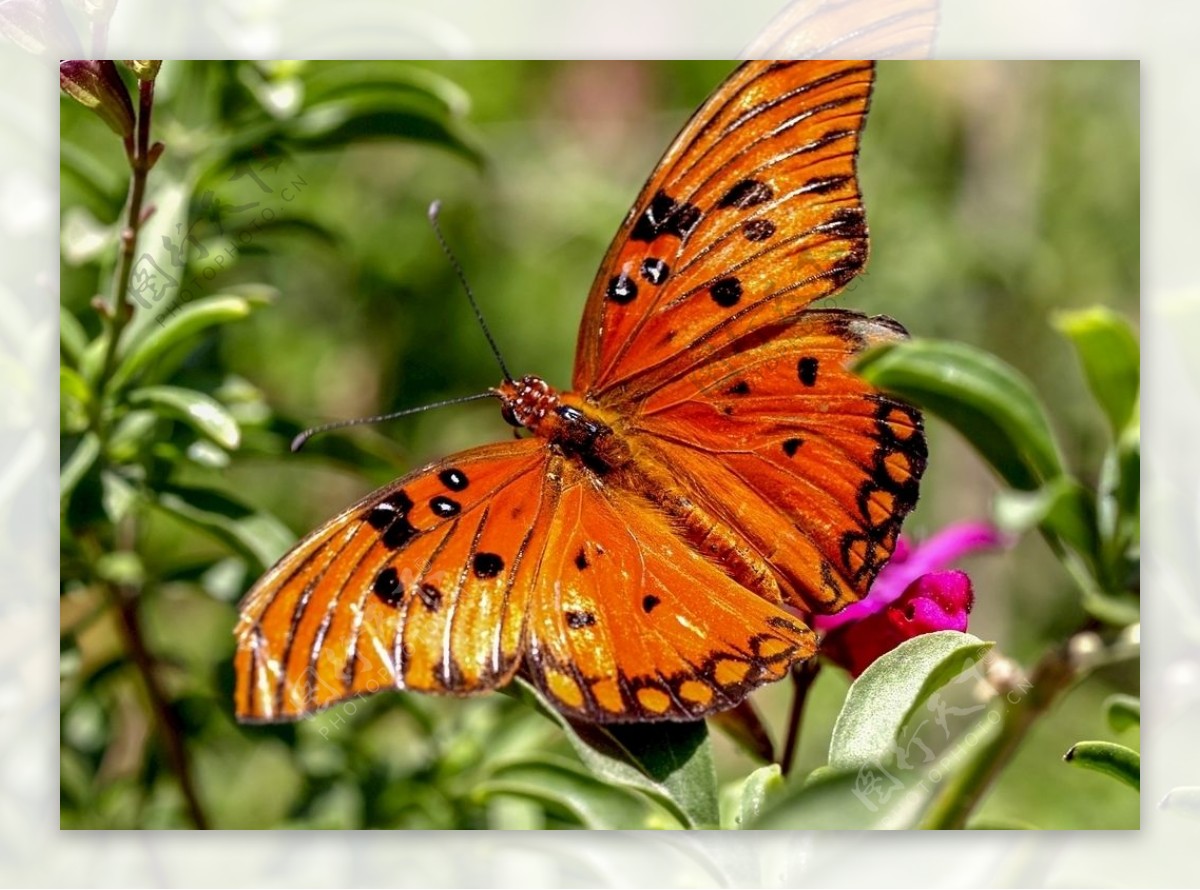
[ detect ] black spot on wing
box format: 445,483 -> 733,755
473,552 -> 505,579
719,178 -> 773,209
797,357 -> 819,387
631,191 -> 702,243
607,273 -> 638,304
438,467 -> 469,491
640,258 -> 669,285
372,567 -> 403,606
710,277 -> 743,308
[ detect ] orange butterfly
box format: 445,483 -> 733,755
234,61 -> 926,724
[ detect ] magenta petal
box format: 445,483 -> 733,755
815,522 -> 1003,631
890,571 -> 974,634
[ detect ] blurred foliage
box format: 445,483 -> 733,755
60,61 -> 1138,829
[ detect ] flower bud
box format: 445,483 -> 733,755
60,60 -> 134,138
123,60 -> 162,81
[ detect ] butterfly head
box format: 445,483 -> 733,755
495,375 -> 561,434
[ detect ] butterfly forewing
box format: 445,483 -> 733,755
234,440 -> 551,721
573,60 -> 874,399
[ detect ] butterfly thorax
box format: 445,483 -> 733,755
495,375 -> 632,474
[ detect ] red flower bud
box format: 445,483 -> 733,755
59,60 -> 134,138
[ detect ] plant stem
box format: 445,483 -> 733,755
109,579 -> 210,829
95,77 -> 156,418
920,644 -> 1077,829
780,659 -> 821,776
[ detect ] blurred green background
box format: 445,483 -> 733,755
60,61 -> 1139,829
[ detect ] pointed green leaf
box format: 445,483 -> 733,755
109,294 -> 254,392
994,476 -> 1098,560
750,761 -> 941,829
151,483 -> 295,573
60,366 -> 92,434
129,385 -> 241,449
60,433 -> 101,503
1105,694 -> 1140,732
117,178 -> 192,344
100,470 -> 139,525
475,756 -> 678,830
1054,307 -> 1139,435
726,763 -> 783,829
300,62 -> 471,118
60,306 -> 89,366
854,339 -> 1065,490
508,677 -> 719,829
829,631 -> 993,771
1064,740 -> 1139,790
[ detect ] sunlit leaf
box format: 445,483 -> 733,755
829,631 -> 993,771
129,385 -> 241,449
475,755 -> 678,829
721,763 -> 783,829
60,306 -> 90,366
993,476 -> 1098,560
1064,740 -> 1139,790
109,294 -> 255,392
854,339 -> 1065,490
1054,306 -> 1139,435
1105,694 -> 1140,732
152,483 -> 295,573
508,677 -> 719,829
60,433 -> 100,504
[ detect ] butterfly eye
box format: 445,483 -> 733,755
501,403 -> 521,427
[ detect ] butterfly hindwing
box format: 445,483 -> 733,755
629,310 -> 926,616
234,439 -> 552,722
521,459 -> 816,722
574,60 -> 875,399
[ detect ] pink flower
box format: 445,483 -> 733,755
816,522 -> 1006,677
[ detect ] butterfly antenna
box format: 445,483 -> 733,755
290,391 -> 499,453
427,200 -> 513,383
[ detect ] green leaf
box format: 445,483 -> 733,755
854,339 -> 1065,490
1054,307 -> 1140,435
508,677 -> 719,829
475,755 -> 678,830
60,434 -> 101,504
60,366 -> 92,434
725,763 -> 783,829
1064,740 -> 1139,790
300,62 -> 471,118
151,483 -> 295,573
60,306 -> 90,366
117,178 -> 193,344
750,761 -> 940,829
129,385 -> 241,449
109,294 -> 255,392
1105,694 -> 1140,732
105,410 -> 158,463
829,631 -> 993,771
281,99 -> 484,164
993,476 -> 1098,560
100,470 -> 139,525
